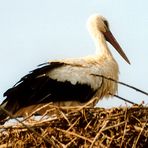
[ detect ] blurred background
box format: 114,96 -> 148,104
0,0 -> 148,108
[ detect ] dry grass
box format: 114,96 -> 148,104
0,103 -> 148,148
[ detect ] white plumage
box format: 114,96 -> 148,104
0,14 -> 130,123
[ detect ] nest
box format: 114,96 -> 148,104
0,104 -> 148,148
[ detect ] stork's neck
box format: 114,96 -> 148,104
93,32 -> 113,59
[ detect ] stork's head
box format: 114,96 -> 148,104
87,14 -> 109,34
87,14 -> 130,64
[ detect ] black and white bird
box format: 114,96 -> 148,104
0,14 -> 130,123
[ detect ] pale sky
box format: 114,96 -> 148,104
0,0 -> 148,107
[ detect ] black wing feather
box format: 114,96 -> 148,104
0,62 -> 95,122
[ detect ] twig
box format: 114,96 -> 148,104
67,117 -> 80,131
120,107 -> 128,148
56,128 -> 93,143
102,121 -> 125,131
59,110 -> 71,126
51,136 -> 66,147
22,103 -> 53,122
75,97 -> 99,111
110,93 -> 137,105
65,137 -> 77,147
91,74 -> 148,96
0,105 -> 52,144
90,120 -> 109,148
132,120 -> 148,148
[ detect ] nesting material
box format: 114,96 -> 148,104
0,104 -> 147,148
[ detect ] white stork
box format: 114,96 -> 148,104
0,14 -> 130,123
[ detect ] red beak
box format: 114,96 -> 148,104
104,30 -> 130,64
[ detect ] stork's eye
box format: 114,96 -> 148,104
104,20 -> 109,29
